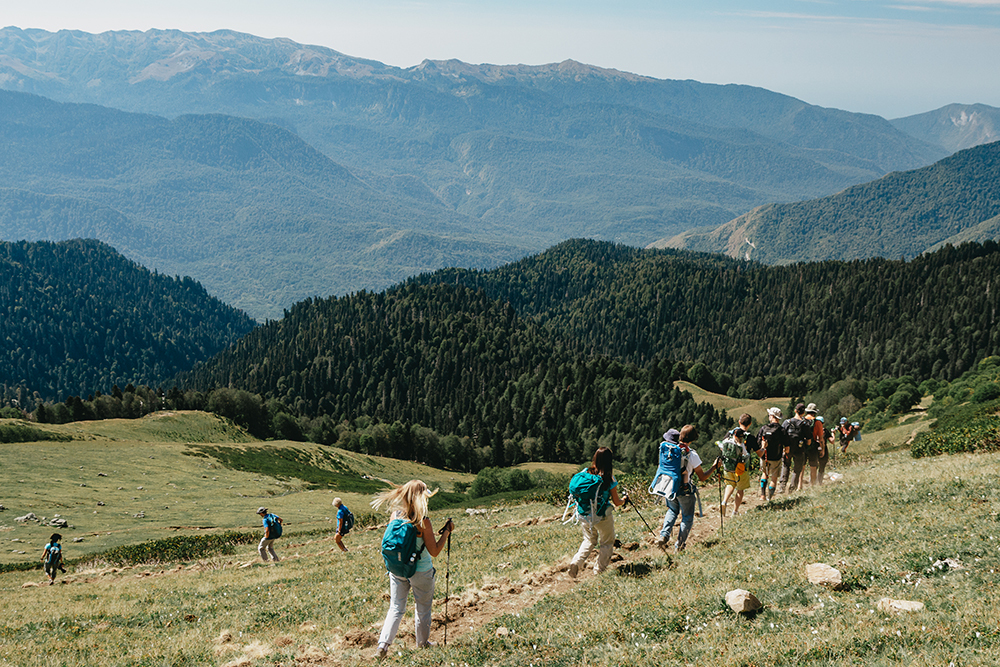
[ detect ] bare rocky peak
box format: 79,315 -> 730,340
410,57 -> 651,84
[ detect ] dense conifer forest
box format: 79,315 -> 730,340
0,239 -> 256,403
413,239 -> 1000,384
174,239 -> 1000,470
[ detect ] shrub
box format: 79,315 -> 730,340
972,383 -> 1000,404
469,467 -> 504,498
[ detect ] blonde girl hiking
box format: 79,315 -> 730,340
371,480 -> 454,659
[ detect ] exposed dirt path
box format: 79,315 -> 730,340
339,483 -> 781,653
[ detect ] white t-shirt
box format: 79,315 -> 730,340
685,449 -> 703,477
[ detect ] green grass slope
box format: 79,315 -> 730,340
0,411 -> 473,566
2,432 -> 997,665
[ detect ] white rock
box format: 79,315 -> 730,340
877,598 -> 924,614
725,589 -> 762,613
806,563 -> 843,589
14,512 -> 37,523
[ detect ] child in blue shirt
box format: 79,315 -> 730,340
42,533 -> 65,584
333,497 -> 350,552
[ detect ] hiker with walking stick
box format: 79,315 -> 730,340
652,425 -> 720,553
566,447 -> 627,578
371,480 -> 455,659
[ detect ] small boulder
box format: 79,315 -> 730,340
877,598 -> 924,614
49,518 -> 68,528
806,563 -> 843,590
726,589 -> 762,613
14,512 -> 37,523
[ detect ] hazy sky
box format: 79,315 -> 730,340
6,0 -> 1000,118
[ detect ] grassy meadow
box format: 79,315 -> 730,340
0,412 -> 473,566
673,380 -> 791,423
3,410 -> 999,666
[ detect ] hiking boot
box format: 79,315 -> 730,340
375,645 -> 388,660
568,562 -> 579,578
654,535 -> 669,549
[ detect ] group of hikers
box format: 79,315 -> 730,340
269,401 -> 861,658
37,401 -> 859,657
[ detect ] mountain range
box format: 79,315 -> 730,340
0,27 -> 976,318
659,140 -> 1000,263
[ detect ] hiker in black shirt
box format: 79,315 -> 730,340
756,407 -> 790,501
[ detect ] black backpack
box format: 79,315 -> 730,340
784,418 -> 812,451
757,423 -> 784,459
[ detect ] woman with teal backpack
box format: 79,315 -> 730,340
371,480 -> 454,659
567,447 -> 627,578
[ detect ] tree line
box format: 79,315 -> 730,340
0,239 -> 255,407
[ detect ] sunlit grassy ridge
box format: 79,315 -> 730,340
4,411 -> 999,666
0,412 -> 473,566
4,448 -> 1000,666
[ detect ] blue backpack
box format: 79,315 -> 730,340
263,513 -> 282,539
46,543 -> 62,567
342,508 -> 355,534
381,518 -> 425,578
564,469 -> 609,524
649,440 -> 689,500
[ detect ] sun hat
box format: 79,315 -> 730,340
805,403 -> 818,414
767,407 -> 782,419
257,507 -> 267,514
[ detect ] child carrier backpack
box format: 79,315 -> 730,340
264,513 -> 282,539
648,439 -> 689,501
563,469 -> 608,525
381,518 -> 425,578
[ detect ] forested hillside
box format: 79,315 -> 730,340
415,239 -> 1000,385
661,140 -> 1000,264
0,239 -> 255,403
177,283 -> 729,470
177,239 -> 1000,469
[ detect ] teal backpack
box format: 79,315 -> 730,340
264,513 -> 282,539
343,509 -> 355,534
46,543 -> 62,567
563,469 -> 609,524
381,518 -> 425,578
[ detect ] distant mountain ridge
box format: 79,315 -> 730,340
658,140 -> 1000,264
0,28 -> 953,305
892,104 -> 1000,153
0,90 -> 526,320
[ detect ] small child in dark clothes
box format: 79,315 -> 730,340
42,533 -> 65,584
